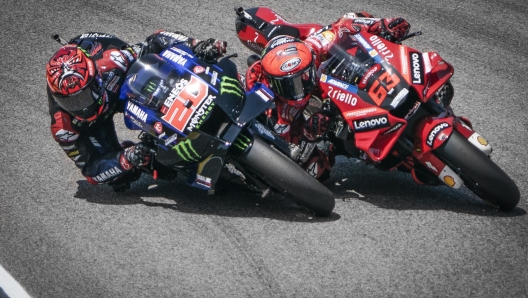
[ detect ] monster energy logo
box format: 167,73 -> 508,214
220,77 -> 244,98
172,139 -> 201,162
233,134 -> 251,151
145,81 -> 156,93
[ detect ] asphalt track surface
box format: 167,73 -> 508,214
1,0 -> 527,297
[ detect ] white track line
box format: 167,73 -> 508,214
0,265 -> 31,298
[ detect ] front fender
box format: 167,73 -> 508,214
415,116 -> 455,154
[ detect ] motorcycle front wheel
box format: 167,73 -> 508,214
436,131 -> 520,210
238,138 -> 335,216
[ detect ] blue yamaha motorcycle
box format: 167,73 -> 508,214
53,32 -> 335,216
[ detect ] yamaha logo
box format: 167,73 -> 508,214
280,58 -> 302,72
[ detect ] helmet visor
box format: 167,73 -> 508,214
53,85 -> 100,117
267,66 -> 316,101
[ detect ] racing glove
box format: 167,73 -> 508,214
120,143 -> 152,170
302,112 -> 331,142
379,17 -> 410,42
193,38 -> 227,63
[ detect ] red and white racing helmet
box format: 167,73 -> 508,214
260,35 -> 316,108
46,45 -> 106,123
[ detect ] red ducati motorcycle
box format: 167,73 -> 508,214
234,6 -> 520,210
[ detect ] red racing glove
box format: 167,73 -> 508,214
303,112 -> 331,141
380,17 -> 410,42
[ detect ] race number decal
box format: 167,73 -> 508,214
162,76 -> 209,132
368,69 -> 400,106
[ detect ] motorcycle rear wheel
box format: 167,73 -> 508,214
436,131 -> 520,210
238,138 -> 335,216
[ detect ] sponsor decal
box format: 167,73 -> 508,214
359,65 -> 380,89
220,76 -> 244,98
255,89 -> 272,101
173,139 -> 201,162
426,122 -> 450,147
194,66 -> 205,74
195,174 -> 212,188
443,175 -> 456,187
269,36 -> 296,49
154,122 -> 163,134
477,136 -> 488,146
382,122 -> 404,135
188,94 -> 215,131
210,71 -> 218,86
160,32 -> 189,43
369,35 -> 393,60
321,31 -> 336,41
234,134 -> 251,150
326,78 -> 350,89
425,161 -> 438,173
280,58 -> 302,72
390,88 -> 409,108
255,122 -> 276,139
404,101 -> 421,119
106,75 -> 119,92
273,123 -> 290,135
92,166 -> 123,183
400,46 -> 408,75
163,78 -> 189,111
410,52 -> 424,84
162,50 -> 188,67
56,129 -> 79,142
164,133 -> 178,146
80,33 -> 112,38
345,107 -> 378,118
327,86 -> 358,106
353,115 -> 390,132
110,51 -> 127,71
353,18 -> 376,26
126,101 -> 148,122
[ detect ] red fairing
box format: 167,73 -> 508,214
236,7 -> 322,54
415,116 -> 455,153
254,7 -> 322,39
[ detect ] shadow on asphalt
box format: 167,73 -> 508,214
325,157 -> 526,217
73,175 -> 341,223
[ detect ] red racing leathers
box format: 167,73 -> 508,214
244,12 -> 410,181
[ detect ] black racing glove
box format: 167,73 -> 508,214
193,38 -> 227,63
122,143 -> 152,169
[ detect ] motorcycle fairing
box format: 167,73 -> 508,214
352,33 -> 454,102
235,6 -> 323,54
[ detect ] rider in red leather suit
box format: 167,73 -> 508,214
244,12 -> 410,181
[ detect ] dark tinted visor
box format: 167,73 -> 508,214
53,85 -> 100,117
267,66 -> 316,101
